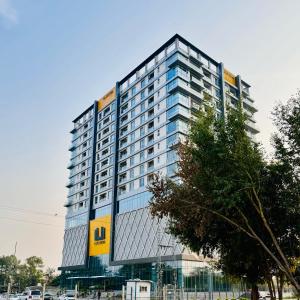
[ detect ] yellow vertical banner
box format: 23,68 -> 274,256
224,69 -> 236,86
89,215 -> 111,256
98,87 -> 116,111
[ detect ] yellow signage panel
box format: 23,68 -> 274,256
89,215 -> 111,256
98,87 -> 116,111
224,68 -> 236,86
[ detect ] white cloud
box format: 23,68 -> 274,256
0,0 -> 18,26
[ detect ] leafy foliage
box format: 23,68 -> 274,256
149,95 -> 300,294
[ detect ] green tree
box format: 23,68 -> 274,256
25,256 -> 44,286
0,255 -> 20,290
149,97 -> 300,298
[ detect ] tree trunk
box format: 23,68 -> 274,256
251,284 -> 259,300
267,278 -> 275,300
277,274 -> 284,300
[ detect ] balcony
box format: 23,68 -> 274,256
245,119 -> 259,134
64,199 -> 72,207
243,97 -> 258,113
66,179 -> 75,188
70,127 -> 77,134
67,161 -> 75,169
190,76 -> 204,92
68,142 -> 76,151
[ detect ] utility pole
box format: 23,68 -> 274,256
156,220 -> 175,300
14,242 -> 17,257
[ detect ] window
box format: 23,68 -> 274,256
131,86 -> 136,95
120,137 -> 128,147
166,93 -> 188,108
203,69 -> 211,79
167,162 -> 178,176
119,173 -> 126,183
148,72 -> 154,81
141,102 -> 146,112
131,109 -> 135,118
103,127 -> 110,135
167,150 -> 178,163
140,138 -> 145,148
148,147 -> 154,155
148,160 -> 154,170
140,164 -> 144,175
120,126 -> 128,136
100,181 -> 107,188
121,114 -> 128,124
101,170 -> 108,177
121,103 -> 128,114
103,117 -> 109,125
121,93 -> 128,104
148,108 -> 154,118
139,177 -> 144,187
140,114 -> 145,123
167,119 -> 188,134
120,161 -> 127,170
140,286 -> 148,292
141,90 -> 145,100
120,149 -> 127,158
167,68 -> 176,81
201,56 -> 209,67
130,169 -> 134,178
131,98 -> 136,107
140,151 -> 145,161
101,159 -> 108,167
102,137 -> 109,146
130,157 -> 134,166
148,84 -> 154,94
148,96 -> 154,106
131,120 -> 135,130
210,63 -> 218,73
119,185 -> 126,195
102,148 -> 109,156
141,79 -> 146,88
129,181 -> 134,191
130,144 -> 135,153
140,126 -> 145,136
103,106 -> 110,116
148,121 -> 154,130
166,79 -> 178,91
100,192 -> 107,200
148,134 -> 154,144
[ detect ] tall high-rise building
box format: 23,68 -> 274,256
59,34 -> 258,289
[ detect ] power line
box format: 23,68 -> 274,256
0,216 -> 64,227
0,205 -> 64,218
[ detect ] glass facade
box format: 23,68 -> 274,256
61,34 -> 258,291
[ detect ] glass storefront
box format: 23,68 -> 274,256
60,257 -> 238,293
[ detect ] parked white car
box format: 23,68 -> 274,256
59,290 -> 75,300
19,290 -> 41,300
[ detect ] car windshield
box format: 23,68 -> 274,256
31,291 -> 41,295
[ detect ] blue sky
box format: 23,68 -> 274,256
1,0 -> 300,268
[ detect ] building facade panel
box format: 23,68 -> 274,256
114,207 -> 184,262
61,224 -> 88,268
